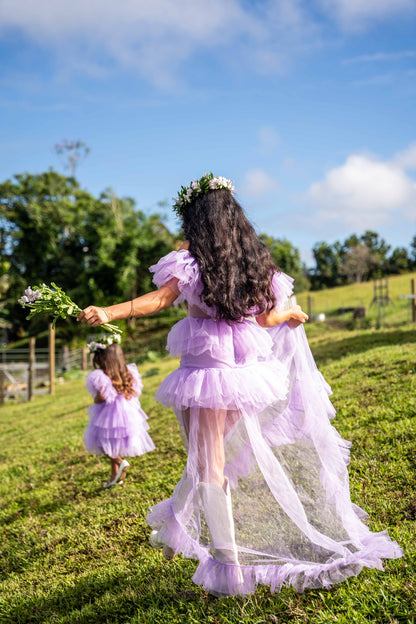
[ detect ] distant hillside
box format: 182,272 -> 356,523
297,271 -> 416,328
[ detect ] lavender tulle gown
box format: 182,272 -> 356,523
146,250 -> 402,597
84,363 -> 155,459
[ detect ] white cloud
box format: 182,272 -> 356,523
393,144 -> 416,170
0,0 -> 321,87
243,169 -> 279,197
0,1 -> 414,87
306,150 -> 416,230
343,50 -> 416,65
0,0 -> 253,87
318,0 -> 416,31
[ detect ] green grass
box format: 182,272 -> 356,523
0,325 -> 415,623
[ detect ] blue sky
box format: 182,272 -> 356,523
0,0 -> 415,265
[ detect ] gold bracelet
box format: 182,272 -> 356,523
130,299 -> 135,319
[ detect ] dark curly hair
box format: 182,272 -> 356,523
93,343 -> 136,399
182,188 -> 278,321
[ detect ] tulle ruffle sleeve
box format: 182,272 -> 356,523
85,369 -> 118,403
149,250 -> 200,304
271,271 -> 294,310
127,363 -> 143,396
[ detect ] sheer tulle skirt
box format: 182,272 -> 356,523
84,397 -> 155,459
147,322 -> 402,596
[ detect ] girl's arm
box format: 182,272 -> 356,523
256,304 -> 308,329
94,391 -> 105,403
77,285 -> 179,327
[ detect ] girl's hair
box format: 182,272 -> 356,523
93,343 -> 136,399
182,188 -> 278,321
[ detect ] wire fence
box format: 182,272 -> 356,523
0,347 -> 83,367
0,346 -> 88,403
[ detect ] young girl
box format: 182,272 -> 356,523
84,336 -> 155,488
78,174 -> 402,595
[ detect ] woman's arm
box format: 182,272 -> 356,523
78,242 -> 191,327
256,304 -> 308,329
77,284 -> 179,327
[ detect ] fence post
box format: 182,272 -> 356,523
307,295 -> 313,321
412,279 -> 416,323
28,337 -> 35,401
49,324 -> 55,395
81,347 -> 88,371
0,367 -> 5,405
62,344 -> 69,372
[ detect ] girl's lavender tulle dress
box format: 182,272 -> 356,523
146,250 -> 402,597
84,363 -> 155,459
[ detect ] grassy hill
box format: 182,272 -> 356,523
0,325 -> 415,623
296,271 -> 416,328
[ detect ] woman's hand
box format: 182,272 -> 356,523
77,306 -> 109,327
256,304 -> 308,328
287,304 -> 308,328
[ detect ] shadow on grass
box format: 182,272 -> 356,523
51,404 -> 91,419
3,562 -> 210,624
0,470 -> 138,527
3,560 -> 414,624
311,328 -> 416,365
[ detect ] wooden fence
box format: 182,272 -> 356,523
0,340 -> 89,404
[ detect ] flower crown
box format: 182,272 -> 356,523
173,172 -> 235,216
87,333 -> 121,353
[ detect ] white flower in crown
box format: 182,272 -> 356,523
87,333 -> 121,353
87,341 -> 106,352
173,172 -> 235,216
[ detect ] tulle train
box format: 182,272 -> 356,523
147,324 -> 402,596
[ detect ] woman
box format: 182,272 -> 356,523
78,173 -> 401,596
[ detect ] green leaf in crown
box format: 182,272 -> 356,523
173,173 -> 235,217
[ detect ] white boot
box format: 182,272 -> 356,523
198,479 -> 243,583
149,530 -> 175,560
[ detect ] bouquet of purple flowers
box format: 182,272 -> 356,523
19,283 -> 122,335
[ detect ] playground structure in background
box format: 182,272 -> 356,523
370,277 -> 392,329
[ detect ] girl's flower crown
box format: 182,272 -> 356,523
173,172 -> 235,216
87,333 -> 121,353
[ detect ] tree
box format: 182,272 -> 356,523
310,241 -> 343,290
359,230 -> 390,276
0,170 -> 178,338
341,234 -> 360,252
54,139 -> 90,177
388,247 -> 411,274
339,243 -> 376,283
259,235 -> 310,292
410,235 -> 416,268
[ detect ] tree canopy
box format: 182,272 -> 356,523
310,230 -> 415,290
0,170 -> 178,338
259,234 -> 310,293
